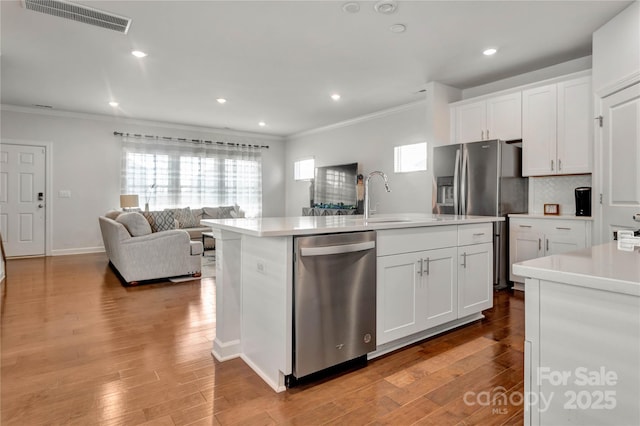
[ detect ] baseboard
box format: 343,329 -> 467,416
240,353 -> 286,393
212,338 -> 241,362
51,247 -> 105,256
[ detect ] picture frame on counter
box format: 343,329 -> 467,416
544,203 -> 560,215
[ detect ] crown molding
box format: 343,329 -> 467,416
0,104 -> 285,142
288,99 -> 427,140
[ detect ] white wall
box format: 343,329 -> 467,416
284,82 -> 460,217
592,1 -> 640,95
0,106 -> 286,255
285,101 -> 429,216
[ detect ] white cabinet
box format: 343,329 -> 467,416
458,243 -> 493,317
377,224 -> 493,345
522,76 -> 592,176
452,92 -> 522,143
509,217 -> 591,287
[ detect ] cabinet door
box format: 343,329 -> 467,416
421,247 -> 458,329
544,222 -> 587,256
456,100 -> 486,143
487,92 -> 522,141
458,243 -> 493,317
523,84 -> 557,176
557,77 -> 592,174
509,226 -> 544,283
377,253 -> 421,344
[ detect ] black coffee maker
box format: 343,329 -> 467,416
575,187 -> 591,216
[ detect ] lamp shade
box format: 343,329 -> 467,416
120,194 -> 139,209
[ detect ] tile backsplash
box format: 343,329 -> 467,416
529,174 -> 592,215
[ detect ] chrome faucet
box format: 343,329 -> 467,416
364,171 -> 391,220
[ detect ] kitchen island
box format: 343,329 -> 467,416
202,213 -> 504,391
513,242 -> 640,425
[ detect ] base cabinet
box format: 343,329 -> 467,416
509,217 -> 591,286
458,243 -> 493,317
377,224 -> 493,346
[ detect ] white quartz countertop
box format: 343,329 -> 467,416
509,213 -> 594,221
513,242 -> 640,296
201,213 -> 504,238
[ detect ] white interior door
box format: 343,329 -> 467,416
600,82 -> 640,242
0,143 -> 46,257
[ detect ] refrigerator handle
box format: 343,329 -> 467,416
461,148 -> 468,215
453,149 -> 461,215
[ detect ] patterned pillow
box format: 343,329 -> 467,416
143,210 -> 175,232
170,207 -> 199,228
218,205 -> 236,219
116,212 -> 152,237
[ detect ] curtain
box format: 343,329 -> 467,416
121,135 -> 263,217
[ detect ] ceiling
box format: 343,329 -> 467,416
0,0 -> 632,137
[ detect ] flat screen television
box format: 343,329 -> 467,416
313,162 -> 358,209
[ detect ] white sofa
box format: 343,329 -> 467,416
99,213 -> 203,285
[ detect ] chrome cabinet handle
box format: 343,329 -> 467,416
538,238 -> 542,251
418,258 -> 423,276
487,129 -> 490,139
461,252 -> 467,268
546,239 -> 549,252
519,225 -> 532,228
481,130 -> 484,140
558,159 -> 562,171
556,227 -> 571,230
473,232 -> 485,236
551,160 -> 554,171
424,258 -> 430,275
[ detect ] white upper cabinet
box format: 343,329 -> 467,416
522,76 -> 592,176
452,92 -> 522,143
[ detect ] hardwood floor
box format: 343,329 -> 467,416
1,253 -> 525,425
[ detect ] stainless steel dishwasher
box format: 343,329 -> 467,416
292,231 -> 376,381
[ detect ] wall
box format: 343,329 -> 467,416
592,1 -> 640,95
0,107 -> 286,255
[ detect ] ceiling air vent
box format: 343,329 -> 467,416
21,0 -> 131,34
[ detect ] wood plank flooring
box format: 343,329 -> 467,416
1,253 -> 524,425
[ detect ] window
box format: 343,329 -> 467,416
394,142 -> 427,173
121,136 -> 263,217
294,158 -> 315,181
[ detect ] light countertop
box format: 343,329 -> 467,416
509,213 -> 594,221
512,242 -> 640,296
201,213 -> 504,238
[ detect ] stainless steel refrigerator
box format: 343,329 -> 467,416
432,139 -> 528,288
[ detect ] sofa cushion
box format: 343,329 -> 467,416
116,212 -> 152,237
202,207 -> 219,219
170,207 -> 199,229
105,209 -> 122,220
143,210 -> 175,233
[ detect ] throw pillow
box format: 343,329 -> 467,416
170,207 -> 199,228
143,210 -> 175,232
218,205 -> 235,219
202,207 -> 219,219
116,212 -> 152,237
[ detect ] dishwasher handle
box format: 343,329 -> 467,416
300,241 -> 375,257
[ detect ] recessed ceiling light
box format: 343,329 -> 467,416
374,0 -> 397,14
258,121 -> 266,127
389,24 -> 406,33
131,50 -> 147,58
342,1 -> 360,13
331,93 -> 341,101
216,98 -> 227,104
483,48 -> 498,56
109,101 -> 119,107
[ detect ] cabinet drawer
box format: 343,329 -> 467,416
377,226 -> 457,256
458,223 -> 493,246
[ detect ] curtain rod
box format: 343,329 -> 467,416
113,131 -> 269,149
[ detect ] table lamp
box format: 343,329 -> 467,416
120,194 -> 139,211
